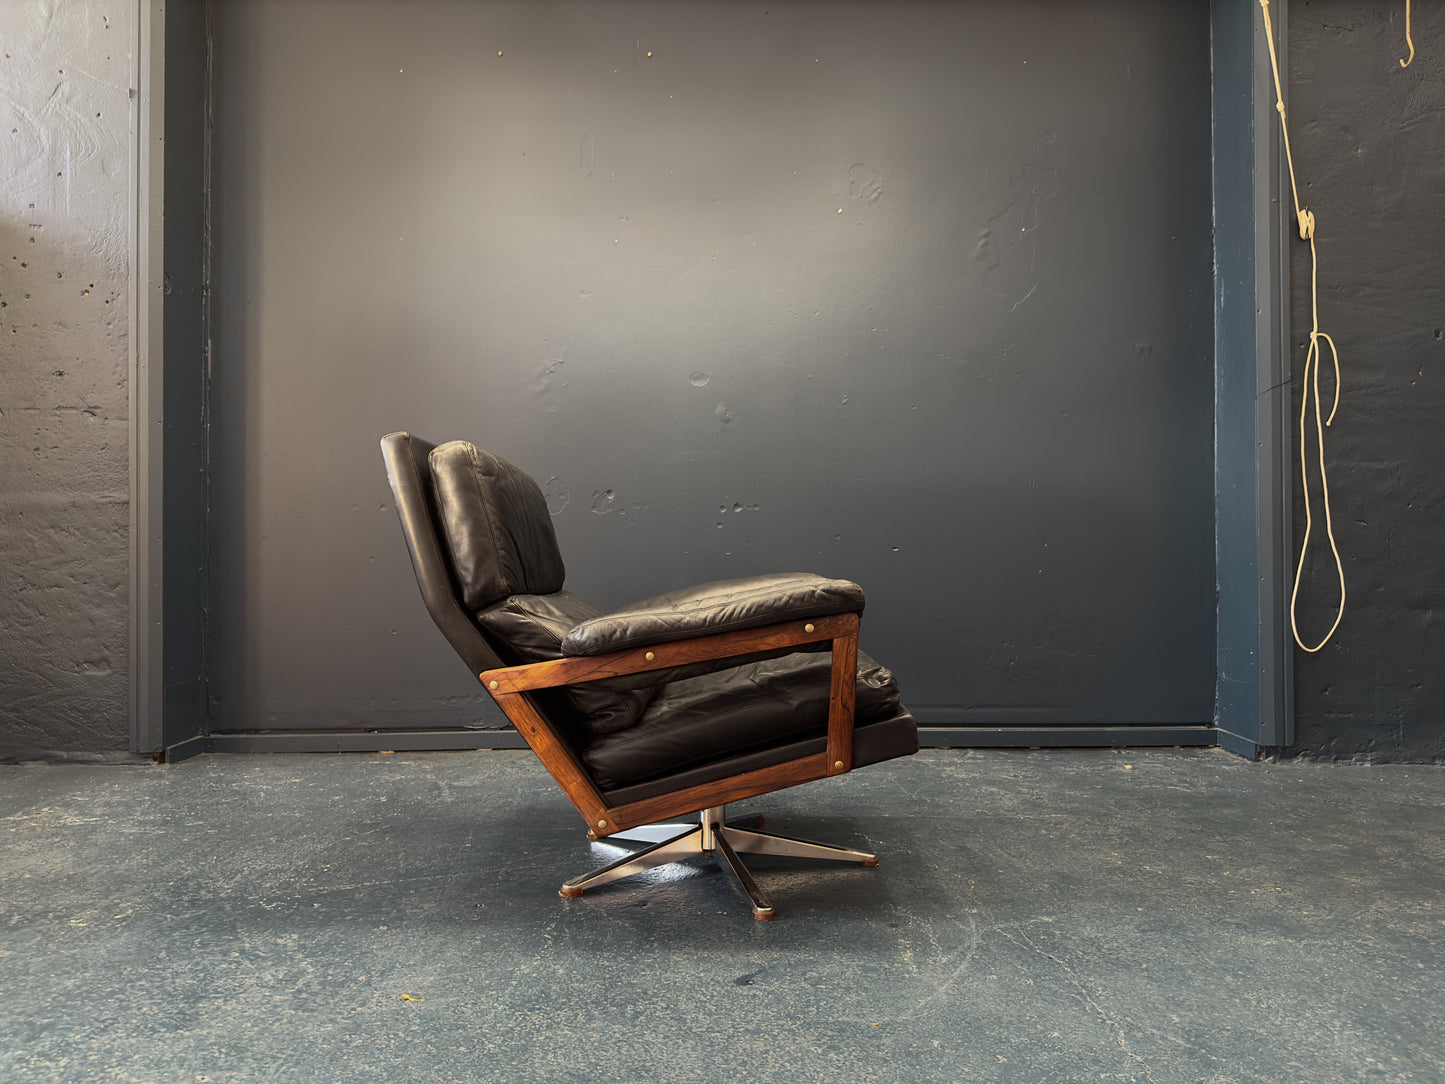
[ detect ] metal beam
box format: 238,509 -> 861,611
1254,0 -> 1295,751
1211,0 -> 1294,759
129,0 -> 166,754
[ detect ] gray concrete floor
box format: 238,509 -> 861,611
1,748 -> 1441,1083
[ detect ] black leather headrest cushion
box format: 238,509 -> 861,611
428,441 -> 566,610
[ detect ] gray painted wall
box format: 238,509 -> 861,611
1286,1 -> 1445,760
206,0 -> 1217,734
160,0 -> 212,748
0,1 -> 133,760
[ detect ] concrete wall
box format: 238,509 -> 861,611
0,1 -> 133,760
1286,1 -> 1445,760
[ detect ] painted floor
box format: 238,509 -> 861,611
1,748 -> 1441,1083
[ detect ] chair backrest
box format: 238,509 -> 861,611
380,431 -> 508,677
426,439 -> 566,610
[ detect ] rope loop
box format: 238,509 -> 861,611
1258,0 -> 1347,652
1401,0 -> 1415,68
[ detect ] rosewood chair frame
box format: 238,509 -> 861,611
479,611 -> 859,838
479,612 -> 873,918
382,431 -> 882,919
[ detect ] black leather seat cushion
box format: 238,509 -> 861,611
429,441 -> 565,609
597,709 -> 918,808
581,650 -> 904,791
561,573 -> 866,656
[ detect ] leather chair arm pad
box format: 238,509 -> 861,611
560,573 -> 866,657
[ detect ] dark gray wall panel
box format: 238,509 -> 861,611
1285,1 -> 1445,761
162,0 -> 212,747
1212,0 -> 1294,757
208,0 -> 1216,730
1213,0 -> 1267,750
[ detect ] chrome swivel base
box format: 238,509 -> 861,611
558,805 -> 878,920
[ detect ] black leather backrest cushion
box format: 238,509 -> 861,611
477,591 -> 657,735
428,441 -> 566,610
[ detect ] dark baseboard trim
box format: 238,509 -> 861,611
917,725 -> 1216,749
166,725 -> 1216,759
0,748 -> 157,765
164,729 -> 529,759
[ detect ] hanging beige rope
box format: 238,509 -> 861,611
1258,0 -> 1348,653
1400,0 -> 1415,68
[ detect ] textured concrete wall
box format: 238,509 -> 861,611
1286,2 -> 1445,760
0,2 -> 133,759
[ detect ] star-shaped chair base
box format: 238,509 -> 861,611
558,805 -> 879,920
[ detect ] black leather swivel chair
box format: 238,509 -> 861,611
381,433 -> 918,918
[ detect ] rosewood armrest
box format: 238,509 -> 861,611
479,611 -> 860,809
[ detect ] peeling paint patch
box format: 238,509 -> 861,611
847,162 -> 882,204
543,477 -> 570,516
974,164 -> 1061,310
